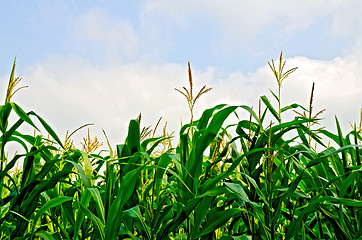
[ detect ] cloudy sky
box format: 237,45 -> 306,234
1,1 -> 362,149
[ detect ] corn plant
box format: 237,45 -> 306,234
1,54 -> 362,240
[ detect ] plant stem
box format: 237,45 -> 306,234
278,84 -> 281,124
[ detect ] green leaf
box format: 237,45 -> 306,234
197,104 -> 227,130
123,206 -> 151,239
158,198 -> 202,239
219,236 -> 251,240
261,95 -> 280,122
307,145 -> 362,168
154,153 -> 173,196
79,202 -> 105,240
87,188 -> 105,224
64,159 -> 91,188
0,103 -> 12,133
34,230 -> 56,240
269,88 -> 279,102
281,103 -> 306,113
339,171 -> 359,198
194,196 -> 212,231
194,208 -> 242,238
31,196 -> 73,237
238,105 -> 263,126
74,190 -> 92,237
29,111 -> 64,148
224,182 -> 259,208
21,147 -> 36,190
10,102 -> 38,130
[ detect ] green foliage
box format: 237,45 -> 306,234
1,54 -> 362,240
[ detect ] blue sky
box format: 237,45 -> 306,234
1,0 -> 362,147
1,1 -> 353,71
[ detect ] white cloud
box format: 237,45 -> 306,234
8,53 -> 360,152
15,57 -> 191,148
329,1 -> 362,37
141,0 -> 358,54
73,8 -> 140,59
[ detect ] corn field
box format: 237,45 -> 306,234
1,53 -> 362,239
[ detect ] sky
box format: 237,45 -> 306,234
1,0 -> 362,150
